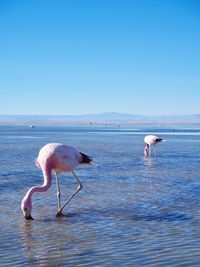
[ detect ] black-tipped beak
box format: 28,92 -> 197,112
25,215 -> 34,220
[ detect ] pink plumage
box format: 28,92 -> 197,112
21,143 -> 93,220
144,135 -> 164,157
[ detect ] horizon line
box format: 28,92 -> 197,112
0,112 -> 200,117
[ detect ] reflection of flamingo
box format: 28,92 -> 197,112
144,135 -> 164,157
21,143 -> 93,220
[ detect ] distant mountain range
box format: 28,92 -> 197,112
0,113 -> 200,124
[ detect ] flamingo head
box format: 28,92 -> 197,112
21,196 -> 34,220
144,143 -> 149,157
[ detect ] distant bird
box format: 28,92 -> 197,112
21,143 -> 93,220
144,135 -> 164,157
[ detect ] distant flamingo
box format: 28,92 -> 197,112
144,135 -> 164,157
21,143 -> 93,220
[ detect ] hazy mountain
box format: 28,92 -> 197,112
0,113 -> 200,124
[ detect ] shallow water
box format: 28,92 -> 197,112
0,124 -> 200,266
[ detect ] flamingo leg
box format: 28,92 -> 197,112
149,145 -> 151,157
56,171 -> 83,216
55,172 -> 62,212
154,145 -> 157,156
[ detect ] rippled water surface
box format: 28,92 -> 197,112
0,124 -> 200,266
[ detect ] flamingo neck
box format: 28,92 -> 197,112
25,168 -> 53,200
144,144 -> 149,157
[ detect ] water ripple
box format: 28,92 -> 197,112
1,125 -> 200,266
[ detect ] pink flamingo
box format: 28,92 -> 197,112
144,135 -> 164,157
21,143 -> 93,220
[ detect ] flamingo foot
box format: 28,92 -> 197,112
56,211 -> 64,217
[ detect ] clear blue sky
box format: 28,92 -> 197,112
0,0 -> 199,115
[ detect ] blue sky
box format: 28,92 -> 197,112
0,0 -> 199,115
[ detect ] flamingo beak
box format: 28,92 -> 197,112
25,214 -> 34,220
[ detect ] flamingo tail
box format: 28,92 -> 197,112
80,152 -> 93,164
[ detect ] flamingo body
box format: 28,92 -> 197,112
21,143 -> 92,220
144,135 -> 164,157
36,143 -> 82,173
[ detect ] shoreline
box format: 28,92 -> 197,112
0,121 -> 200,126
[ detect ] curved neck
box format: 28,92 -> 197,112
26,168 -> 53,199
144,144 -> 149,156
